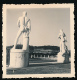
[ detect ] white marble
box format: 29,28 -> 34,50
58,29 -> 67,53
13,11 -> 31,49
9,11 -> 31,68
57,29 -> 69,63
57,52 -> 65,63
9,49 -> 29,68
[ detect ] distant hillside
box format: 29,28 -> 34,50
6,44 -> 60,55
33,45 -> 60,50
6,44 -> 60,50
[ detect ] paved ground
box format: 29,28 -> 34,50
6,58 -> 71,74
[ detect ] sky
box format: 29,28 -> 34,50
6,8 -> 70,49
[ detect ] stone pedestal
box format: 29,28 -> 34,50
57,52 -> 69,63
64,53 -> 69,63
57,52 -> 65,63
9,49 -> 29,68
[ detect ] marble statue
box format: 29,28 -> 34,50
57,29 -> 69,63
13,11 -> 31,50
58,29 -> 67,54
9,11 -> 31,68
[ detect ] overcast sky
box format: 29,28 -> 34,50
6,8 -> 70,49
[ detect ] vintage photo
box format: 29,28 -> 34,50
2,4 -> 75,78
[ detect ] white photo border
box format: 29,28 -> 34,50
2,4 -> 75,78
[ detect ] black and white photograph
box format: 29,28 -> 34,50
2,4 -> 75,78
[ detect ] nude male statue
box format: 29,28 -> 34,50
13,11 -> 31,49
58,29 -> 67,53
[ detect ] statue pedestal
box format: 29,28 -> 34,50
64,53 -> 69,63
57,52 -> 69,63
9,49 -> 29,68
57,52 -> 65,63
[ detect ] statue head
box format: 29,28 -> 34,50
23,11 -> 27,17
